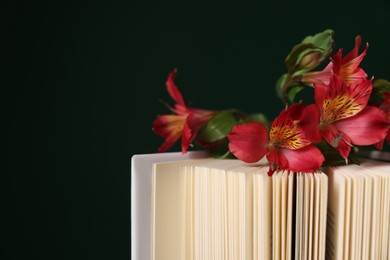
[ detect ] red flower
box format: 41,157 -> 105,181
153,69 -> 216,153
374,92 -> 390,149
227,105 -> 324,175
300,76 -> 389,159
302,36 -> 368,86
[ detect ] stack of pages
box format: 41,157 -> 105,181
131,152 -> 390,260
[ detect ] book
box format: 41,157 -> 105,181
131,152 -> 390,260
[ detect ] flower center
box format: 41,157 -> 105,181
321,95 -> 362,125
269,124 -> 309,150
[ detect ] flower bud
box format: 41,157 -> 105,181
298,51 -> 321,70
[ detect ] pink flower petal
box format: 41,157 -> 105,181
288,103 -> 306,121
281,145 -> 324,172
343,36 -> 363,63
374,139 -> 384,150
153,115 -> 186,153
153,115 -> 186,137
322,125 -> 352,159
302,62 -> 333,86
266,148 -> 288,176
181,112 -> 214,153
334,106 -> 390,146
166,69 -> 186,106
330,48 -> 343,75
313,81 -> 329,110
158,133 -> 182,153
227,122 -> 269,163
299,104 -> 322,143
316,76 -> 372,122
333,36 -> 368,83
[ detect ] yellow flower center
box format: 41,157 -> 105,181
320,94 -> 362,129
270,124 -> 309,150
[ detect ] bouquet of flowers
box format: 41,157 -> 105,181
152,29 -> 390,175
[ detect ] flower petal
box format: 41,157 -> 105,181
266,148 -> 288,176
288,103 -> 306,121
332,36 -> 368,83
374,139 -> 384,150
166,69 -> 186,106
153,114 -> 186,137
153,114 -> 186,152
334,106 -> 389,146
227,122 -> 268,163
181,112 -> 215,153
181,120 -> 192,153
270,107 -> 311,150
317,76 -> 372,122
343,36 -> 365,64
299,104 -> 322,142
281,145 -> 324,172
301,62 -> 333,86
322,125 -> 352,159
314,81 -> 329,109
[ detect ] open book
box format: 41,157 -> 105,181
131,152 -> 390,260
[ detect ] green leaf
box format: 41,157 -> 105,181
373,79 -> 390,89
369,79 -> 390,105
284,43 -> 319,72
301,29 -> 334,63
373,79 -> 390,97
199,137 -> 237,159
284,29 -> 334,73
275,73 -> 291,103
286,85 -> 306,103
210,145 -> 236,159
198,110 -> 238,142
276,75 -> 307,104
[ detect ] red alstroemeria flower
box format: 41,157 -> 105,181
227,105 -> 324,175
374,92 -> 390,149
153,69 -> 216,153
302,36 -> 368,86
300,76 -> 389,159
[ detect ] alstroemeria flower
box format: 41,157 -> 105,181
302,36 -> 368,86
153,69 -> 216,153
227,105 -> 324,175
300,76 -> 389,159
374,92 -> 390,149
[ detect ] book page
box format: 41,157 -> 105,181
361,169 -> 373,260
253,172 -> 258,260
131,152 -> 208,260
152,162 -> 187,260
318,173 -> 328,260
343,170 -> 358,259
307,174 -> 314,260
295,173 -> 303,260
272,172 -> 281,260
281,172 -> 288,260
253,166 -> 271,260
286,172 -> 294,260
360,160 -> 390,259
302,173 -> 312,260
325,167 -> 346,260
342,169 -> 352,260
152,159 -> 213,260
313,173 -> 320,260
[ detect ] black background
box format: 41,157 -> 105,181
4,0 -> 390,259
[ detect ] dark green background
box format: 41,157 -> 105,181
4,0 -> 390,259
